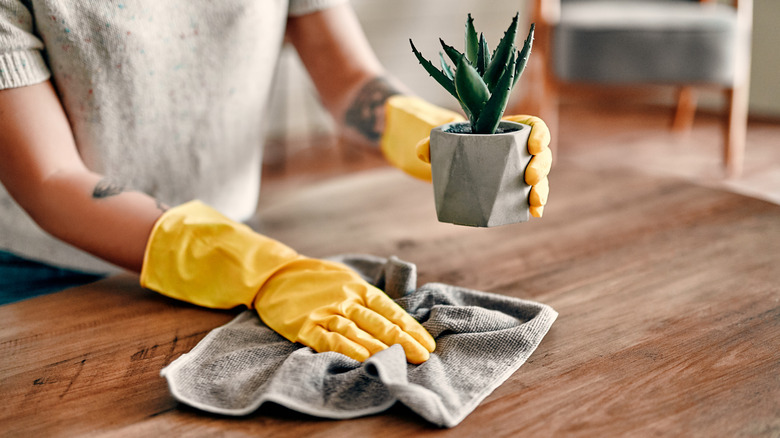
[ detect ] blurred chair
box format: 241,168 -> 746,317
527,0 -> 753,177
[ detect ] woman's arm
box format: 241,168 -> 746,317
0,81 -> 164,272
285,3 -> 409,146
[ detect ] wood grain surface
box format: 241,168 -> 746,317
2,163 -> 779,437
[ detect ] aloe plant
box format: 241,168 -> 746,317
410,13 -> 534,135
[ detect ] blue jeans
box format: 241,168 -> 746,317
0,250 -> 105,305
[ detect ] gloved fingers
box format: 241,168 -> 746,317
299,323 -> 373,363
415,137 -> 432,164
346,299 -> 433,364
502,114 -> 550,155
529,176 -> 549,207
364,292 -> 436,353
320,313 -> 389,356
525,147 -> 553,186
502,114 -> 552,217
364,292 -> 436,355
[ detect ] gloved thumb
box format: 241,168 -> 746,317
415,137 -> 431,165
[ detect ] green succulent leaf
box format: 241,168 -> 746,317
513,23 -> 535,87
455,55 -> 490,125
476,51 -> 516,134
465,14 -> 479,65
476,33 -> 490,76
440,38 -> 465,67
483,13 -> 519,92
410,39 -> 458,99
457,100 -> 474,126
410,12 -> 533,134
439,52 -> 454,80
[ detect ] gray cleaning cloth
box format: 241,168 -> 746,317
160,255 -> 557,428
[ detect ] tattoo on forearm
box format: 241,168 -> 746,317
92,177 -> 126,199
344,76 -> 401,142
92,177 -> 169,213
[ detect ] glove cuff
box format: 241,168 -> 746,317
140,200 -> 301,309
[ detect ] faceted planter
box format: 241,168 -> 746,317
430,120 -> 532,227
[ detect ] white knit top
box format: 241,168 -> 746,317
0,0 -> 346,273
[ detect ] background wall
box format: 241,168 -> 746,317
264,0 -> 780,143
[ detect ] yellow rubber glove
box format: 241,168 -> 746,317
380,95 -> 465,181
502,114 -> 553,218
140,201 -> 436,364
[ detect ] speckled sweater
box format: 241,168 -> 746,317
0,0 -> 346,273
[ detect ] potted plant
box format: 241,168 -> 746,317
411,13 -> 536,227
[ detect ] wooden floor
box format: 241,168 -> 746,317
262,102 -> 780,206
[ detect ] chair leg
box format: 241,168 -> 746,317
672,86 -> 697,134
724,84 -> 749,178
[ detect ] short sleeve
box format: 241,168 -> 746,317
0,0 -> 50,89
288,0 -> 349,17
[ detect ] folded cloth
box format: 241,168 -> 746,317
160,255 -> 557,428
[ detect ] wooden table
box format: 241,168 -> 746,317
2,163 -> 779,437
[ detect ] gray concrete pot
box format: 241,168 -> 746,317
430,120 -> 532,227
